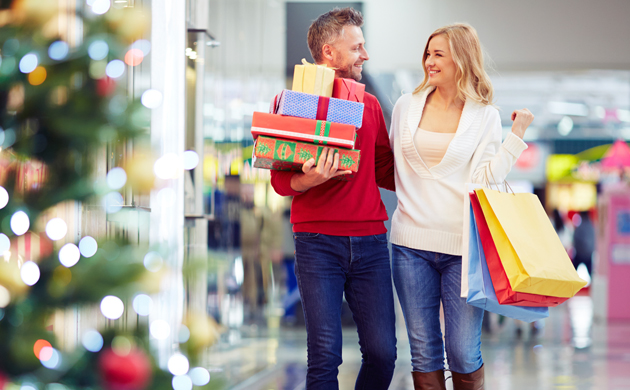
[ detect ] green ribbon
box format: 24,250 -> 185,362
314,120 -> 331,145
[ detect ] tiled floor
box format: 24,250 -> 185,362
202,294 -> 630,389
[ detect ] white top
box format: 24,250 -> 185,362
389,87 -> 528,296
413,127 -> 456,168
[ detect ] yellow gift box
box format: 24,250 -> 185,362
292,58 -> 335,97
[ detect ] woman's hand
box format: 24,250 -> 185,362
510,108 -> 534,139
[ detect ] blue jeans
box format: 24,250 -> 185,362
293,232 -> 397,390
392,245 -> 483,374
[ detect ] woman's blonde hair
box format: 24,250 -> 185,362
414,23 -> 494,105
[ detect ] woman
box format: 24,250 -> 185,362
389,24 -> 534,389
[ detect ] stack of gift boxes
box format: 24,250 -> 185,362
251,59 -> 366,179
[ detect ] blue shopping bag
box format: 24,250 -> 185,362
467,204 -> 549,322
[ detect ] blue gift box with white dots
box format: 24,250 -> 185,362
275,89 -> 364,129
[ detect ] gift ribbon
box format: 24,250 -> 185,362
316,96 -> 330,121
347,80 -> 358,102
313,120 -> 331,145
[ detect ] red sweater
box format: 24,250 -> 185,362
270,92 -> 395,236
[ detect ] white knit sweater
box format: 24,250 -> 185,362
389,87 -> 528,258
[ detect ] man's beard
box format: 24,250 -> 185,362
333,62 -> 362,81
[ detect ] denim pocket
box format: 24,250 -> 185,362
293,232 -> 320,240
373,233 -> 388,243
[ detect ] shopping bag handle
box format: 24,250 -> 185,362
487,166 -> 515,195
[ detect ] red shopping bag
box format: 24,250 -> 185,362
470,192 -> 568,307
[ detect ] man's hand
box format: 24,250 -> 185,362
290,147 -> 352,192
510,108 -> 535,139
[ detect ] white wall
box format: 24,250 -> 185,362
277,0 -> 630,73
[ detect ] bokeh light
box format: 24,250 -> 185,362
183,151 -> 199,170
46,218 -> 68,241
141,89 -> 162,109
105,60 -> 125,79
102,191 -> 124,214
131,39 -> 151,56
132,294 -> 153,316
107,167 -> 127,189
189,367 -> 211,386
20,261 -> 40,286
89,60 -> 107,79
79,236 -> 98,257
0,186 -> 8,208
100,295 -> 124,320
0,233 -> 9,254
178,325 -> 190,343
168,354 -> 189,376
19,53 -> 38,74
91,0 -> 111,14
21,384 -> 37,390
34,339 -> 52,359
40,347 -> 61,369
154,153 -> 181,179
0,57 -> 16,75
48,41 -> 69,61
59,243 -> 81,268
172,375 -> 193,390
88,40 -> 109,61
3,39 -> 19,56
112,336 -> 132,356
0,285 -> 10,308
28,67 -> 46,86
150,319 -> 170,340
124,49 -> 144,66
82,329 -> 104,352
11,210 -> 30,235
143,251 -> 163,272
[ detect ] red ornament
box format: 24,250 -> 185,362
97,77 -> 116,97
99,348 -> 152,390
0,372 -> 8,390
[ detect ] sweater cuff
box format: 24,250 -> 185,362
502,132 -> 528,158
271,171 -> 304,197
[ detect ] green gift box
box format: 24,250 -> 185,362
253,136 -> 360,177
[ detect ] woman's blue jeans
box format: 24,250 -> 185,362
293,232 -> 397,390
392,244 -> 484,374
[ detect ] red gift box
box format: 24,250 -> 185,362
332,79 -> 365,103
470,192 -> 568,307
251,112 -> 356,149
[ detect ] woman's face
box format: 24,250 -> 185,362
425,34 -> 457,88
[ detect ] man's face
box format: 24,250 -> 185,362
327,25 -> 369,81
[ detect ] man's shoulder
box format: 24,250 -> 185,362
362,91 -> 380,110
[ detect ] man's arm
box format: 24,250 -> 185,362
270,147 -> 351,195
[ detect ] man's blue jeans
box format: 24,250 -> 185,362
392,245 -> 483,374
293,232 -> 397,390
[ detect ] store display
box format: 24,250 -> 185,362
292,58 -> 335,97
332,78 -> 365,103
274,89 -> 364,129
251,112 -> 357,149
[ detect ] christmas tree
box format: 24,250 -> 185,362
0,1 -> 221,389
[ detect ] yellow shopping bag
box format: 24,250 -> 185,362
292,58 -> 335,97
475,188 -> 586,298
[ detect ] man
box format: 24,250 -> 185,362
270,7 -> 397,389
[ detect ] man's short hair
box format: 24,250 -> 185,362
307,7 -> 364,63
